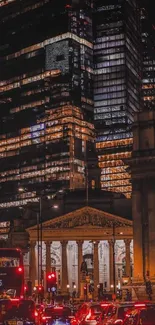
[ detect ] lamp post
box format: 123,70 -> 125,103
18,187 -> 42,286
113,223 -> 116,295
18,186 -> 59,287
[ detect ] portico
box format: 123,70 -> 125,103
26,206 -> 133,297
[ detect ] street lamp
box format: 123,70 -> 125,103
18,186 -> 60,288
18,186 -> 42,286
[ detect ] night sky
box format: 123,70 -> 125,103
147,0 -> 155,22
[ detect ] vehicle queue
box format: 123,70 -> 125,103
0,296 -> 155,325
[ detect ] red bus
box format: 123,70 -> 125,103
0,248 -> 24,297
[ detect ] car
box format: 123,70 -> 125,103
5,299 -> 37,325
71,302 -> 107,325
102,302 -> 135,325
0,299 -> 12,324
41,305 -> 72,325
123,303 -> 155,325
18,299 -> 36,323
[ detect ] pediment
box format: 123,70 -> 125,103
27,206 -> 132,232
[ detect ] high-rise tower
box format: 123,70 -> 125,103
94,0 -> 142,198
141,7 -> 155,110
0,0 -> 95,209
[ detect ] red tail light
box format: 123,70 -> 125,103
114,320 -> 123,325
42,316 -> 51,320
101,303 -> 109,307
17,267 -> 23,272
10,299 -> 19,302
134,303 -> 146,308
35,311 -> 38,317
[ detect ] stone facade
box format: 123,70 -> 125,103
27,206 -> 133,296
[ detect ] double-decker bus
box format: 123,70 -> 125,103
0,248 -> 24,297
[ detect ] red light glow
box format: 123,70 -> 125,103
42,316 -> 51,320
18,267 -> 23,272
51,273 -> 55,278
11,299 -> 19,302
134,304 -> 146,308
101,304 -> 109,307
114,320 -> 123,324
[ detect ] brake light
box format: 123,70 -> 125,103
35,311 -> 38,317
42,316 -> 51,320
54,307 -> 63,309
134,303 -> 146,308
114,320 -> 123,324
10,299 -> 19,302
101,304 -> 109,307
17,267 -> 23,272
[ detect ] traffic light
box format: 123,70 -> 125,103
37,285 -> 44,302
46,272 -> 57,293
27,281 -> 32,296
24,285 -> 28,296
84,284 -> 87,296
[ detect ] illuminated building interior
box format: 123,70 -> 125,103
0,0 -> 153,210
93,0 -> 142,198
0,105 -> 95,208
141,7 -> 155,110
96,139 -> 132,198
0,0 -> 95,209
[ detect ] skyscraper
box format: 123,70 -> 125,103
94,0 -> 142,198
141,7 -> 155,110
0,0 -> 95,209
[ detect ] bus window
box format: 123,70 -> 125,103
0,257 -> 20,267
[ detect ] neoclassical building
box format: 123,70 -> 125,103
27,206 -> 133,297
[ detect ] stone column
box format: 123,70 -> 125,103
45,241 -> 51,274
148,190 -> 155,279
29,241 -> 36,287
93,241 -> 99,298
124,239 -> 131,280
61,241 -> 68,293
108,240 -> 115,290
77,241 -> 83,297
132,186 -> 144,281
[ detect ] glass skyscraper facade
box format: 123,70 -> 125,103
0,0 -> 95,209
0,0 -> 150,214
94,0 -> 142,198
141,7 -> 155,110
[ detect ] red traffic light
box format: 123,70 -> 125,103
38,285 -> 43,291
24,285 -> 27,291
47,272 -> 56,280
51,273 -> 55,278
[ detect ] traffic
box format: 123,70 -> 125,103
0,249 -> 154,325
0,298 -> 155,325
